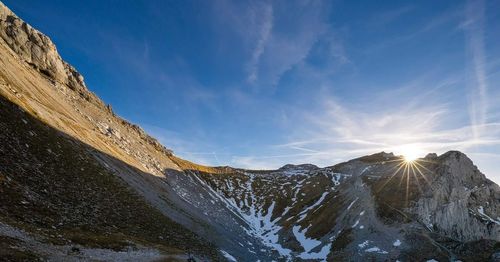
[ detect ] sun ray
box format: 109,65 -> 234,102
385,158 -> 407,164
388,160 -> 406,171
410,162 -> 423,194
376,161 -> 406,192
405,163 -> 410,207
413,162 -> 432,186
414,158 -> 437,164
398,162 -> 409,188
376,149 -> 437,202
413,160 -> 434,175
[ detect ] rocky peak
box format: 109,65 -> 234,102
436,150 -> 488,186
0,1 -> 173,166
0,2 -> 100,105
424,152 -> 438,159
411,151 -> 500,242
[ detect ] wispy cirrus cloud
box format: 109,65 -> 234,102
255,0 -> 330,88
464,0 -> 488,140
234,91 -> 500,173
361,5 -> 463,55
246,3 -> 273,83
215,0 -> 330,88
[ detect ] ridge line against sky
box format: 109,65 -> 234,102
5,0 -> 500,183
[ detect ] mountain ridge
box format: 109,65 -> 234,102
0,1 -> 499,261
169,149 -> 499,260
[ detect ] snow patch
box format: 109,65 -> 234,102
298,243 -> 331,261
292,226 -> 321,253
329,172 -> 345,187
293,226 -> 330,261
360,166 -> 371,175
364,246 -> 388,254
297,192 -> 329,222
358,240 -> 369,248
393,239 -> 401,247
347,198 -> 358,210
358,240 -> 388,254
240,199 -> 291,257
477,206 -> 500,225
202,174 -> 292,258
221,250 -> 237,261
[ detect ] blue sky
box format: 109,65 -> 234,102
6,0 -> 500,182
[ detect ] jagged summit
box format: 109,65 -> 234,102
0,1 -> 92,102
0,1 -> 172,159
0,1 -> 498,261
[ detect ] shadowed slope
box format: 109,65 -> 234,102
0,89 -> 221,260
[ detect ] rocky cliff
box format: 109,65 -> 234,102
412,151 -> 500,242
0,1 -> 92,103
0,1 -> 173,163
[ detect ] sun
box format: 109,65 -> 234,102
403,152 -> 418,162
399,144 -> 422,163
378,144 -> 434,208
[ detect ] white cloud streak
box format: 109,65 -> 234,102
240,1 -> 329,88
246,4 -> 273,83
464,0 -> 488,140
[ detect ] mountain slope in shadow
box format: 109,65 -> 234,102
0,87 -> 221,260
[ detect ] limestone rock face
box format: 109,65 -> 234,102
0,2 -> 92,101
413,151 -> 500,242
0,1 -> 172,167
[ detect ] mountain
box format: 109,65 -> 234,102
168,152 -> 500,261
0,1 -> 499,261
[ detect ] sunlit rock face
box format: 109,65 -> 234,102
0,2 -> 96,103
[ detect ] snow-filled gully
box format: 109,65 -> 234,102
190,171 -> 350,261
